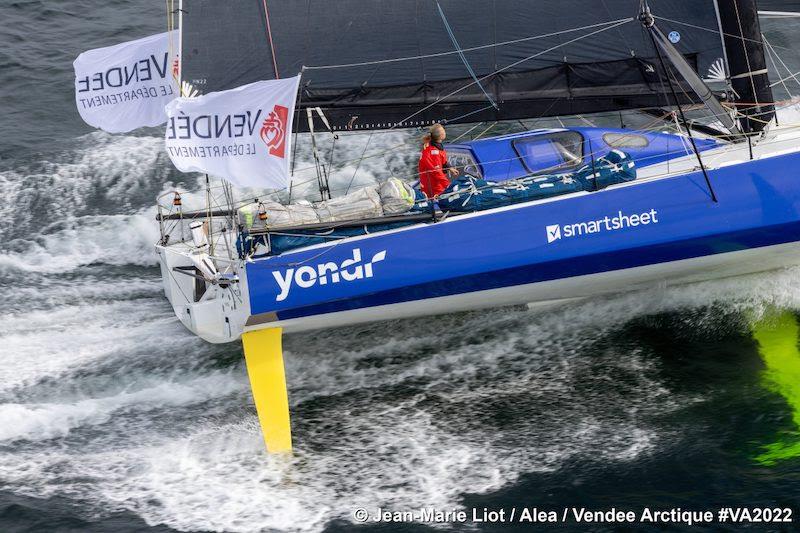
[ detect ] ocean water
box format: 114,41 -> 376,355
2,1 -> 800,532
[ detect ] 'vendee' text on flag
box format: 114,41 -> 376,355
74,31 -> 177,133
164,76 -> 300,189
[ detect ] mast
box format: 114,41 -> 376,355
178,0 -> 184,94
716,0 -> 775,133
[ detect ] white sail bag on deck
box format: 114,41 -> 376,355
379,178 -> 416,215
239,200 -> 319,229
314,186 -> 384,222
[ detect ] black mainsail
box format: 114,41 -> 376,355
179,0 -> 774,133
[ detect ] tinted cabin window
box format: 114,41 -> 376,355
447,149 -> 482,178
603,132 -> 649,148
513,132 -> 584,174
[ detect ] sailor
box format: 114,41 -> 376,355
418,123 -> 458,198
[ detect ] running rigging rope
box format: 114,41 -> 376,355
386,18 -> 633,130
302,17 -> 633,71
436,2 -> 498,110
648,29 -> 718,202
261,0 -> 280,79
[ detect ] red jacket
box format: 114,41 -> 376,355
418,143 -> 451,198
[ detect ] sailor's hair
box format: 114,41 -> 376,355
422,123 -> 445,146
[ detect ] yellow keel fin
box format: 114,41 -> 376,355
751,311 -> 800,465
242,327 -> 293,453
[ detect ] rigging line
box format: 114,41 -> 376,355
649,31 -> 717,202
261,0 -> 280,78
290,78 -> 305,183
602,0 -> 634,53
267,110 -> 700,198
525,95 -> 564,128
314,141 -> 713,198
349,115 -> 674,189
656,55 -> 737,129
344,131 -> 375,195
301,108 -> 724,192
205,173 -> 215,253
182,106 -> 692,208
325,133 -> 338,183
443,103 -> 498,124
303,18 -> 632,70
165,0 -> 179,84
306,108 -> 329,200
763,33 -> 800,91
451,122 -> 484,142
436,2 -> 498,110
673,111 -> 692,156
288,140 -> 414,179
286,104 -> 690,179
165,0 -> 172,46
428,138 -> 724,204
307,143 -> 413,173
667,65 -> 739,135
732,0 -> 759,114
202,133 -> 713,209
388,18 -> 633,130
769,69 -> 800,89
657,16 -> 794,51
764,34 -> 792,96
472,122 -> 497,140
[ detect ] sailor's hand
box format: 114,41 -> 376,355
447,167 -> 459,177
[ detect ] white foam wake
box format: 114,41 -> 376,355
0,134 -> 169,231
0,132 -> 180,272
0,293 -> 189,395
0,253 -> 797,533
0,371 -> 243,442
0,279 -> 687,532
0,212 -> 159,273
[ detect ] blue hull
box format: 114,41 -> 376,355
245,151 -> 800,328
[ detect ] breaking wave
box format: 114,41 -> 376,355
0,212 -> 160,273
0,371 -> 243,443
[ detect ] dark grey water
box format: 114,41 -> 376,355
3,1 -> 800,532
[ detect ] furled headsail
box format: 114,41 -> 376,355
179,0 -> 772,132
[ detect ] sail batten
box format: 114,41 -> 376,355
181,0 -> 732,131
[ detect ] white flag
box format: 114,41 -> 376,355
74,31 -> 177,133
164,76 -> 301,189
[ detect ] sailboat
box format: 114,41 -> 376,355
152,0 -> 800,451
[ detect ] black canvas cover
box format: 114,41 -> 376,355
180,0 -> 729,131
